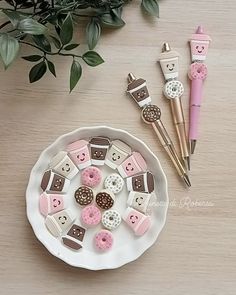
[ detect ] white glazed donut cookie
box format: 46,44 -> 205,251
102,210 -> 121,230
104,173 -> 124,194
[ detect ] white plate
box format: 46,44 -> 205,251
26,126 -> 168,270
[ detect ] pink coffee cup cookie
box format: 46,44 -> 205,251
81,205 -> 102,226
66,139 -> 91,170
39,192 -> 64,216
117,152 -> 147,178
94,229 -> 113,251
81,166 -> 102,188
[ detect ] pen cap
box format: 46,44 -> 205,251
190,26 -> 211,62
159,44 -> 180,81
127,74 -> 151,108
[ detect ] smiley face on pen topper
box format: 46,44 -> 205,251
190,26 -> 211,62
159,45 -> 180,81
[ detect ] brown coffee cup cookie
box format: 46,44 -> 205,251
74,186 -> 94,206
95,189 -> 115,210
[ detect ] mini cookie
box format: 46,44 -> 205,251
102,210 -> 121,230
127,191 -> 155,215
66,140 -> 91,170
45,209 -> 74,237
105,140 -> 131,169
126,171 -> 154,193
94,230 -> 113,251
95,189 -> 115,210
62,222 -> 86,251
81,166 -> 102,188
39,192 -> 64,216
50,151 -> 79,180
127,78 -> 151,108
81,205 -> 101,226
104,173 -> 124,194
41,170 -> 70,193
89,137 -> 110,165
117,152 -> 147,178
74,186 -> 94,206
122,207 -> 151,236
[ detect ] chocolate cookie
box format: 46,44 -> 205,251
95,190 -> 115,210
74,186 -> 94,206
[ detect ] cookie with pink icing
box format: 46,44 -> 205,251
39,192 -> 64,216
189,62 -> 208,80
94,230 -> 113,251
81,205 -> 101,226
81,166 -> 102,188
66,140 -> 91,170
117,152 -> 147,178
122,207 -> 151,236
190,26 -> 211,62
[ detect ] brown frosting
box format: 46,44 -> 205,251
89,137 -> 110,146
146,172 -> 154,193
67,224 -> 86,242
91,147 -> 107,161
96,191 -> 114,210
41,170 -> 51,191
50,173 -> 65,192
74,186 -> 94,206
132,174 -> 145,192
127,78 -> 146,91
62,237 -> 82,250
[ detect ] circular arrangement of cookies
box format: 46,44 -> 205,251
39,137 -> 156,252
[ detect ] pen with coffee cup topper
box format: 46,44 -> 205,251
126,73 -> 191,187
189,26 -> 211,154
158,43 -> 190,169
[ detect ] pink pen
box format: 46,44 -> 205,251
189,26 -> 211,154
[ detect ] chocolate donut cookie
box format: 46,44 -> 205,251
141,105 -> 161,123
74,186 -> 94,206
95,190 -> 115,210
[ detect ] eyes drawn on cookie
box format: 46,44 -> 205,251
62,163 -> 70,172
94,150 -> 103,158
53,198 -> 61,208
125,162 -> 134,172
54,178 -> 62,189
112,152 -> 121,162
135,196 -> 144,206
166,63 -> 175,71
136,89 -> 146,99
77,152 -> 86,162
134,178 -> 143,189
58,215 -> 67,225
196,45 -> 205,54
129,214 -> 139,224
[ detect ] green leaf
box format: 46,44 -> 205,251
100,10 -> 125,28
141,0 -> 159,17
60,13 -> 73,45
0,33 -> 19,69
22,55 -> 42,62
17,18 -> 47,35
2,10 -> 27,27
47,60 -> 56,77
50,35 -> 61,49
64,43 -> 79,51
32,35 -> 51,52
112,7 -> 123,18
29,61 -> 47,83
70,60 -> 82,92
86,18 -> 101,50
82,51 -> 104,67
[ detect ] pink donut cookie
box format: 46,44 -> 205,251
81,205 -> 101,226
189,62 -> 208,80
94,230 -> 113,251
81,166 -> 102,188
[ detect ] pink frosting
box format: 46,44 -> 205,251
133,152 -> 147,171
189,63 -> 208,80
66,140 -> 89,152
81,166 -> 102,188
81,205 -> 101,226
135,216 -> 151,236
39,192 -> 64,216
94,230 -> 113,251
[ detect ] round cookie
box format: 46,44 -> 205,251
95,189 -> 115,210
102,210 -> 121,230
74,186 -> 94,206
94,230 -> 113,251
104,173 -> 124,194
81,205 -> 101,226
81,166 -> 102,188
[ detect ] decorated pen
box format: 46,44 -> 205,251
189,26 -> 211,154
126,73 -> 191,187
159,43 -> 190,170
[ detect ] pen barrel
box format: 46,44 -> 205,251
170,98 -> 189,158
151,121 -> 186,177
189,78 -> 203,140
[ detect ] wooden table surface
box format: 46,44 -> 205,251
0,0 -> 236,294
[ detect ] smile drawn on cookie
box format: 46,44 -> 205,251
129,214 -> 139,224
53,198 -> 61,208
54,178 -> 62,189
94,151 -> 103,159
196,45 -> 205,54
125,162 -> 134,172
62,163 -> 70,172
112,152 -> 120,162
166,63 -> 175,71
134,179 -> 142,189
77,152 -> 86,162
135,196 -> 144,206
58,215 -> 67,225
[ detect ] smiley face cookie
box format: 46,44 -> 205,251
67,140 -> 91,170
89,137 -> 110,165
41,170 -> 70,193
105,140 -> 131,169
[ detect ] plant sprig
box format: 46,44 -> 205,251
0,0 -> 160,92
